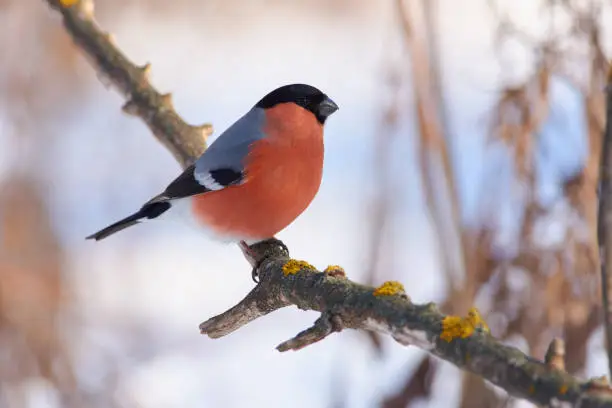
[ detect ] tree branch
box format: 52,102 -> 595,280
46,0 -> 211,168
46,1 -> 612,406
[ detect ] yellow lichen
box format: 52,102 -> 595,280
59,0 -> 79,6
373,281 -> 406,297
282,259 -> 315,276
323,265 -> 346,277
466,308 -> 490,332
528,385 -> 535,394
440,307 -> 490,342
559,384 -> 568,395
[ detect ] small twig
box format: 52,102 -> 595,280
545,338 -> 566,372
277,311 -> 344,352
200,242 -> 291,338
199,283 -> 290,339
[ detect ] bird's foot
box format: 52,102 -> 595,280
251,263 -> 260,284
256,237 -> 288,254
239,238 -> 289,283
238,241 -> 260,282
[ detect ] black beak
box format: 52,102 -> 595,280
318,95 -> 339,117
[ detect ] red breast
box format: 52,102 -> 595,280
191,103 -> 324,240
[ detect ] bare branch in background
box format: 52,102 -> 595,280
45,0 -> 612,406
0,177 -> 80,406
476,0 -> 604,378
597,68 -> 612,378
396,0 -> 468,304
545,338 -> 566,372
381,357 -> 436,408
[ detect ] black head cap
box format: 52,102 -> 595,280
255,83 -> 339,124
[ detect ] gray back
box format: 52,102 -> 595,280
194,107 -> 267,178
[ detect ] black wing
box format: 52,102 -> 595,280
208,168 -> 244,187
161,164 -> 243,200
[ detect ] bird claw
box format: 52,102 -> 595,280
239,238 -> 289,283
251,265 -> 260,283
260,237 -> 288,254
238,240 -> 268,283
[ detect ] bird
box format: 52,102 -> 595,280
86,83 -> 339,269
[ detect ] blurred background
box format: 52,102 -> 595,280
0,0 -> 610,407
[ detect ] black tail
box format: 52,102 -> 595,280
86,201 -> 171,241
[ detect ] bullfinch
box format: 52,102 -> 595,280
86,83 -> 339,261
